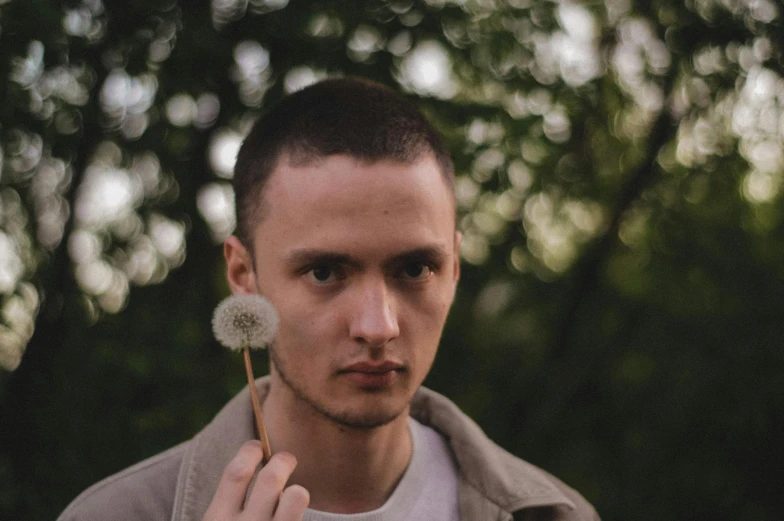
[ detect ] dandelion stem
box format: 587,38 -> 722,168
243,346 -> 272,464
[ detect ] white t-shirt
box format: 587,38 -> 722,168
302,417 -> 460,521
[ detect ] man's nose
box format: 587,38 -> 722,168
348,277 -> 400,348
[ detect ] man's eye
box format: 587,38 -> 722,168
401,263 -> 431,280
308,265 -> 339,284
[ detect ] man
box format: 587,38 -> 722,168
59,78 -> 599,521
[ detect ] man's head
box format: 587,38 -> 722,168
232,77 -> 454,248
225,78 -> 460,431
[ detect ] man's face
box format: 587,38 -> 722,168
226,154 -> 460,429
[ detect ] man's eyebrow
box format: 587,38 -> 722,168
385,246 -> 449,267
286,245 -> 450,268
285,249 -> 361,268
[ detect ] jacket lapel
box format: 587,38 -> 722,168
171,382 -> 262,521
409,388 -> 576,520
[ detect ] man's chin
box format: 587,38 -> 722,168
322,405 -> 406,431
324,381 -> 416,430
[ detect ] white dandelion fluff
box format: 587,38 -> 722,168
212,294 -> 279,351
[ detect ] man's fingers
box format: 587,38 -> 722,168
244,452 -> 299,518
204,441 -> 265,520
273,485 -> 310,521
203,446 -> 307,521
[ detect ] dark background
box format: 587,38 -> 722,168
1,1 -> 783,520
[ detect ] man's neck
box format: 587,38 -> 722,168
261,378 -> 413,514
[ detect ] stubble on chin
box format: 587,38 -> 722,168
269,345 -> 407,431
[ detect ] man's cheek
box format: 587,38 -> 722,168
282,315 -> 327,354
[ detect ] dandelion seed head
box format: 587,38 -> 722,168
212,294 -> 279,350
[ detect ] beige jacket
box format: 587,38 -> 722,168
59,378 -> 599,521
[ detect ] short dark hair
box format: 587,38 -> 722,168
232,77 -> 454,247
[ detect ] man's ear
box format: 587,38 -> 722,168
224,235 -> 257,295
452,231 -> 462,285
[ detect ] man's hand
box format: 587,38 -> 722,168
203,441 -> 310,521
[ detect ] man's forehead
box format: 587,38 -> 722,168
275,151 -> 442,178
250,154 -> 456,251
263,153 -> 453,205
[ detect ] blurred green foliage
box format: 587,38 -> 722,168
1,0 -> 783,520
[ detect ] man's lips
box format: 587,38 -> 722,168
338,361 -> 405,374
337,361 -> 406,388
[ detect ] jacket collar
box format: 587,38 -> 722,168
171,377 -> 575,521
409,386 -> 576,520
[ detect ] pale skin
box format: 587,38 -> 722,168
203,153 -> 460,520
